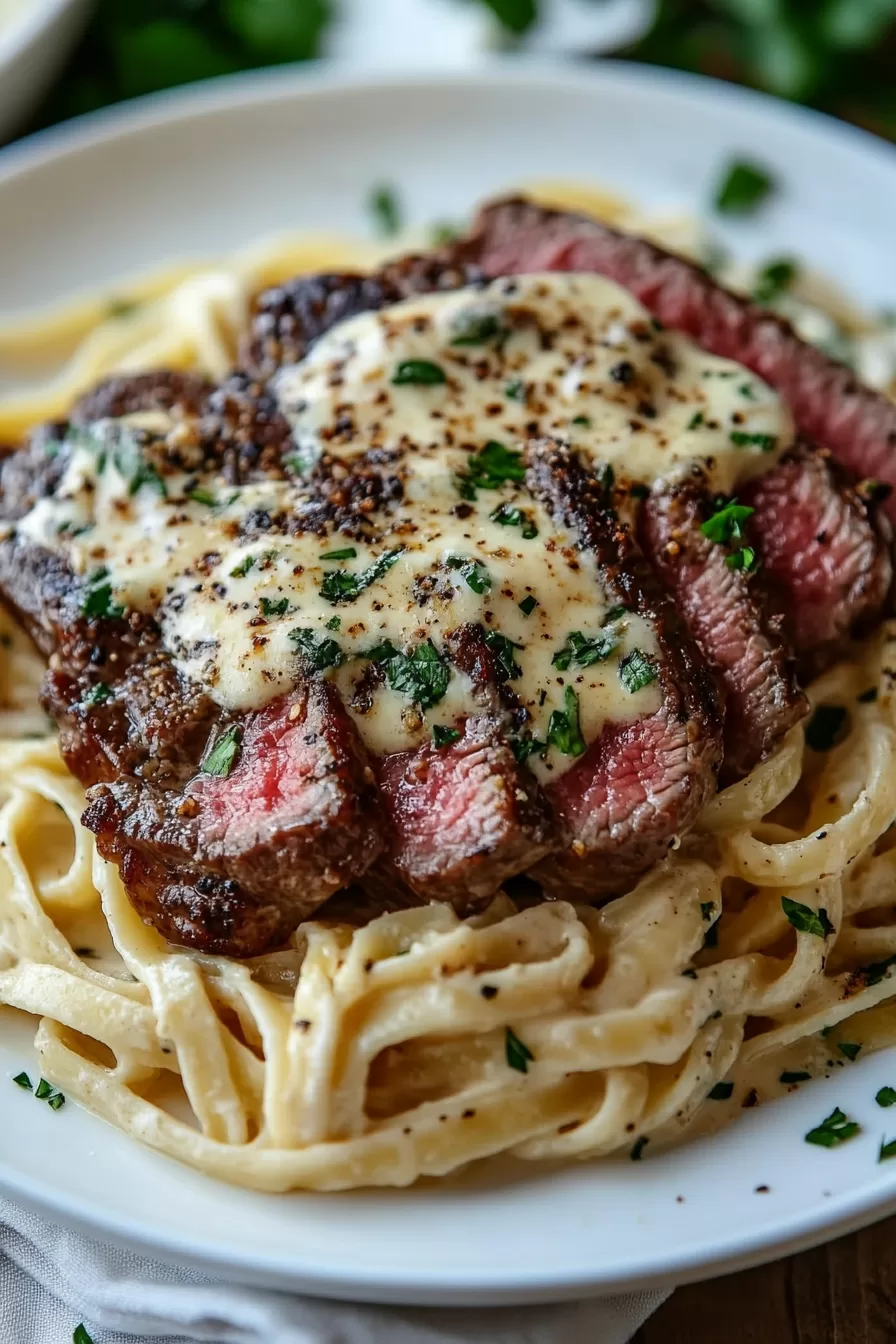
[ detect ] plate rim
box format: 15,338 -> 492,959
2,58 -> 896,1304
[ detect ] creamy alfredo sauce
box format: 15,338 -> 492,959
15,272 -> 793,777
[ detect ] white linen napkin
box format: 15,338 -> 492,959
0,1197 -> 668,1344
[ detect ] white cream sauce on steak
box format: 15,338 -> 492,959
12,273 -> 793,779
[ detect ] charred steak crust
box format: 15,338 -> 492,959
741,444 -> 893,677
456,195 -> 896,523
640,471 -> 807,781
242,256 -> 484,380
526,439 -> 724,895
84,682 -> 384,956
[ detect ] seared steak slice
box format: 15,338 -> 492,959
243,255 -> 482,381
374,714 -> 551,905
640,471 -> 806,780
458,195 -> 896,523
526,440 -> 723,895
84,683 -> 382,955
741,445 -> 893,677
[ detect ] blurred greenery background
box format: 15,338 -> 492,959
36,0 -> 896,140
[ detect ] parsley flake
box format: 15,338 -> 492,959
726,545 -> 758,572
510,734 -> 547,764
320,549 -> 402,604
518,595 -> 538,616
780,1071 -> 812,1084
484,629 -> 524,682
781,897 -> 835,939
81,682 -> 112,708
457,440 -> 526,499
708,1081 -> 733,1100
432,725 -> 461,749
729,430 -> 777,453
230,556 -> 255,579
34,1077 -> 64,1108
201,725 -> 241,778
73,1327 -> 96,1344
547,686 -> 586,757
880,1137 -> 896,1162
805,1106 -> 861,1148
505,378 -> 525,401
320,547 -> 358,561
505,1026 -> 534,1074
260,597 -> 289,618
878,1087 -> 896,1108
392,359 -> 446,386
81,568 -> 124,621
630,1136 -> 649,1161
619,649 -> 658,693
289,628 -> 345,673
383,640 -> 450,709
188,487 -> 217,506
837,1042 -> 862,1062
445,555 -> 491,595
753,257 -> 798,305
490,502 -> 538,538
552,628 -> 620,672
450,310 -> 504,346
369,183 -> 401,236
714,159 -> 775,215
12,1072 -> 31,1090
700,500 -> 754,546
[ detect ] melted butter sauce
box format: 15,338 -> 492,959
14,272 -> 793,775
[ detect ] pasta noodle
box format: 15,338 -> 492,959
1,187 -> 895,1191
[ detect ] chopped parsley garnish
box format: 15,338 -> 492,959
319,549 -> 402,604
128,461 -> 167,497
106,297 -> 139,320
446,555 -> 492,595
230,556 -> 255,579
837,1042 -> 862,1062
619,649 -> 658,694
490,502 -> 538,539
805,704 -> 848,752
484,629 -> 524,682
187,487 -> 217,507
701,500 -> 755,546
369,183 -> 401,236
325,616 -> 341,631
285,448 -> 318,476
457,440 -> 526,499
687,411 -> 704,430
383,639 -> 450,709
714,159 -> 775,215
81,568 -> 124,621
518,595 -> 538,616
572,414 -> 592,428
73,1326 -> 96,1344
729,430 -> 777,453
547,686 -> 586,757
12,1072 -> 31,1090
35,1077 -> 64,1109
700,901 -> 715,921
880,1137 -> 896,1162
630,483 -> 650,499
780,1071 -> 812,1084
630,1136 -> 648,1161
804,1106 -> 861,1148
877,1087 -> 896,1108
858,686 -> 878,703
81,682 -> 112,708
725,545 -> 758,572
505,378 -> 525,401
260,597 -> 289,618
289,628 -> 345,672
753,257 -> 798,305
510,734 -> 547,764
320,547 -> 358,561
708,1081 -> 733,1101
450,310 -> 504,346
862,954 -> 896,987
552,628 -> 620,672
430,220 -> 460,245
201,725 -> 241,778
432,725 -> 461,749
392,359 -> 446,386
505,1026 -> 534,1074
782,896 -> 835,939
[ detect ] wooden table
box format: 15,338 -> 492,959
633,1219 -> 896,1342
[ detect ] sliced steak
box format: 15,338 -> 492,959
83,683 -> 382,955
526,439 -> 723,895
741,445 -> 893,677
242,255 -> 482,380
373,714 -> 551,906
458,195 -> 896,524
640,470 -> 806,779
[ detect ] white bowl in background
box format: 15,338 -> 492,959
0,0 -> 92,143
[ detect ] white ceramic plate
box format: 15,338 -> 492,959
2,62 -> 896,1307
